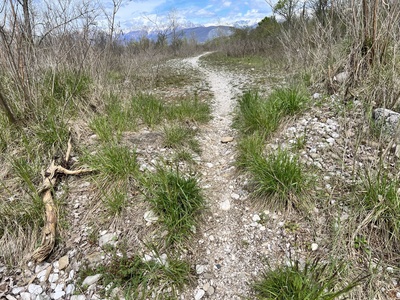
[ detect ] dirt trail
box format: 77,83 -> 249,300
181,53 -> 265,300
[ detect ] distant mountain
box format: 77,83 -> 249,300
119,25 -> 234,44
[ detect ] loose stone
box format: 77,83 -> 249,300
195,289 -> 205,300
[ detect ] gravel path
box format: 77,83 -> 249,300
181,53 -> 281,300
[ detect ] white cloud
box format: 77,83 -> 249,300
223,1 -> 232,7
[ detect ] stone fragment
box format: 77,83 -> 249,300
66,284 -> 75,295
85,252 -> 103,265
11,287 -> 24,295
6,296 -> 18,300
58,255 -> 69,270
35,263 -> 51,274
50,291 -> 65,300
48,273 -> 59,283
311,243 -> 319,251
196,265 -> 205,275
221,136 -> 234,143
36,295 -> 51,300
70,296 -> 86,300
144,210 -> 159,224
207,286 -> 215,295
195,289 -> 205,300
99,233 -> 117,247
28,284 -> 43,294
20,293 -> 31,300
220,199 -> 230,211
82,274 -> 102,286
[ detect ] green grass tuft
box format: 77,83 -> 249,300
131,94 -> 164,127
236,132 -> 265,170
167,96 -> 211,124
252,259 -> 361,300
249,149 -> 310,210
82,144 -> 138,181
79,249 -> 192,299
143,166 -> 204,245
359,170 -> 400,247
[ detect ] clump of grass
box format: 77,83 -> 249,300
90,94 -> 134,142
163,124 -> 200,154
249,149 -> 310,210
79,249 -> 192,299
358,170 -> 400,248
269,86 -> 308,116
234,91 -> 280,136
167,95 -> 211,124
103,186 -> 128,216
143,166 -> 204,245
131,94 -> 164,127
236,132 -> 265,170
252,259 -> 361,300
82,144 -> 138,181
235,88 -> 308,137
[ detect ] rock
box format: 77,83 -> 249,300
35,263 -> 51,274
50,291 -> 65,300
99,232 -> 117,247
252,214 -> 261,222
66,284 -> 75,295
373,108 -> 400,135
196,265 -> 205,275
70,296 -> 86,300
85,252 -> 104,265
82,273 -> 102,286
396,291 -> 400,299
221,136 -> 234,143
6,296 -> 18,300
20,293 -> 31,300
36,295 -> 51,300
11,287 -> 24,295
48,273 -> 59,283
313,93 -> 321,99
28,284 -> 43,294
144,210 -> 159,224
231,193 -> 240,200
58,255 -> 69,270
333,71 -> 349,84
220,199 -> 230,211
195,289 -> 205,300
311,243 -> 319,251
207,286 -> 215,295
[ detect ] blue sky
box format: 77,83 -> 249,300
102,0 -> 273,31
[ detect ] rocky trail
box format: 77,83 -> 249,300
179,53 -> 292,300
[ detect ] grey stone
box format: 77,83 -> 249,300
36,295 -> 51,300
48,273 -> 59,283
11,287 -> 24,295
196,265 -> 205,275
82,273 -> 102,286
66,283 -> 75,295
195,289 -> 205,300
99,233 -> 117,247
28,284 -> 43,294
70,296 -> 86,300
6,296 -> 18,300
20,293 -> 31,300
373,108 -> 400,135
333,71 -> 349,84
50,291 -> 65,300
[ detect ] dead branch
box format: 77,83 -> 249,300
32,133 -> 91,262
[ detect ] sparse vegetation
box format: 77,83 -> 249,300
142,166 -> 205,246
252,259 -> 361,300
